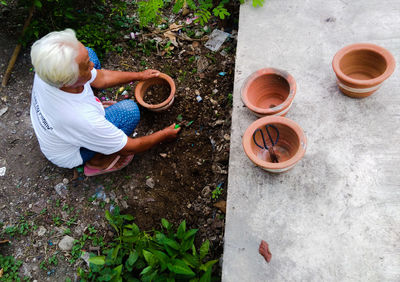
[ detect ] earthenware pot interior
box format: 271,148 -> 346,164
139,77 -> 171,104
339,50 -> 387,80
251,123 -> 299,163
247,74 -> 290,110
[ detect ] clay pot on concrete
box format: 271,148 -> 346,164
135,73 -> 176,112
332,43 -> 395,98
242,116 -> 307,173
241,68 -> 296,117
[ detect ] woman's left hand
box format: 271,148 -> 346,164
141,69 -> 160,80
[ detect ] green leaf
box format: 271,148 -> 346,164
161,218 -> 171,230
140,265 -> 152,276
199,240 -> 210,260
176,220 -> 186,239
143,249 -> 157,266
167,259 -> 195,277
105,210 -> 119,233
164,238 -> 180,250
182,253 -> 200,268
113,264 -> 123,277
33,0 -> 42,8
127,250 -> 139,266
183,229 -> 198,240
199,259 -> 218,272
122,214 -> 134,221
88,256 -> 105,265
152,250 -> 169,271
112,244 -> 121,260
125,223 -> 140,235
199,266 -> 212,282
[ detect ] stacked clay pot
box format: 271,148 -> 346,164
135,73 -> 176,112
242,116 -> 307,173
241,68 -> 296,117
332,43 -> 395,98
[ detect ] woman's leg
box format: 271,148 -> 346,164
80,100 -> 140,165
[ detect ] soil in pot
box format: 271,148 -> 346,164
143,83 -> 171,104
247,74 -> 290,109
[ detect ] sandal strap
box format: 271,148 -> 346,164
105,155 -> 121,170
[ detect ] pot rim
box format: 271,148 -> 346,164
134,73 -> 176,109
241,68 -> 296,115
332,43 -> 396,87
242,116 -> 307,170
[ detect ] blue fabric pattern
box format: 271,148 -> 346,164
85,47 -> 101,69
80,100 -> 140,163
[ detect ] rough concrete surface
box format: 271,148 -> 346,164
223,0 -> 400,281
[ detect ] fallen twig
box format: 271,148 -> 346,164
2,5 -> 35,87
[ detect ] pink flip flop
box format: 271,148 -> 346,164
84,154 -> 134,176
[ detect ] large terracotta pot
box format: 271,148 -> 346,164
242,116 -> 307,173
241,68 -> 296,117
332,43 -> 395,98
135,73 -> 176,112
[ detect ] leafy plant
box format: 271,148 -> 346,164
137,0 -> 164,28
212,184 -> 223,200
78,208 -> 218,281
0,254 -> 29,281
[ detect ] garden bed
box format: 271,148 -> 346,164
0,2 -> 238,280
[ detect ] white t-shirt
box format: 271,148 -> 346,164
30,69 -> 128,168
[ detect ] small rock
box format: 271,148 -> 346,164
201,186 -> 211,197
195,89 -> 200,95
223,134 -> 230,141
37,226 -> 47,236
0,167 -> 6,177
58,235 -> 75,251
212,89 -> 218,94
187,203 -> 192,208
62,178 -> 69,185
159,153 -> 167,158
197,56 -> 209,73
121,200 -> 129,209
146,178 -> 155,189
80,251 -> 90,266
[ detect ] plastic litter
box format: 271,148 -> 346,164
174,124 -> 180,129
77,167 -> 84,173
186,120 -> 194,127
93,185 -> 106,201
196,95 -> 203,102
205,29 -> 230,52
0,107 -> 8,117
109,204 -> 115,213
0,167 -> 5,177
121,90 -> 128,96
218,72 -> 226,76
54,183 -> 68,198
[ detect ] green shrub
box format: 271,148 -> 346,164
78,207 -> 218,281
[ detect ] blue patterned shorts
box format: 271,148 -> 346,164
79,98 -> 140,163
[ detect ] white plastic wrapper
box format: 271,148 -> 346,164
205,29 -> 230,52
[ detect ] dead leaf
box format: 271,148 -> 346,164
163,31 -> 178,47
192,41 -> 200,49
0,240 -> 9,245
169,23 -> 182,31
0,268 -> 3,277
259,240 -> 272,263
213,200 -> 226,213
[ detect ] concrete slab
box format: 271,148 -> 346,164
223,0 -> 400,281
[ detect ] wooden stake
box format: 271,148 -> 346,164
1,5 -> 34,87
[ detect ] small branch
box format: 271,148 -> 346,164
1,5 -> 35,87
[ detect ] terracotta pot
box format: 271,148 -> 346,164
134,73 -> 176,112
241,68 -> 296,117
242,116 -> 307,173
332,43 -> 395,98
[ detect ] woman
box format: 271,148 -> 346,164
30,29 -> 180,176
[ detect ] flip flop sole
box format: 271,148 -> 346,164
84,154 -> 134,177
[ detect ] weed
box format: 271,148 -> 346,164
40,208 -> 47,215
88,225 -> 98,235
64,228 -> 72,235
212,184 -> 223,200
227,93 -> 233,105
99,201 -> 106,209
188,55 -> 197,64
53,215 -> 62,226
56,199 -> 60,207
3,217 -> 32,237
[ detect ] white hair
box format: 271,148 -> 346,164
31,29 -> 80,88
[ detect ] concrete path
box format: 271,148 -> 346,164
223,0 -> 400,281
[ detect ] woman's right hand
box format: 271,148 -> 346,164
162,123 -> 181,141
